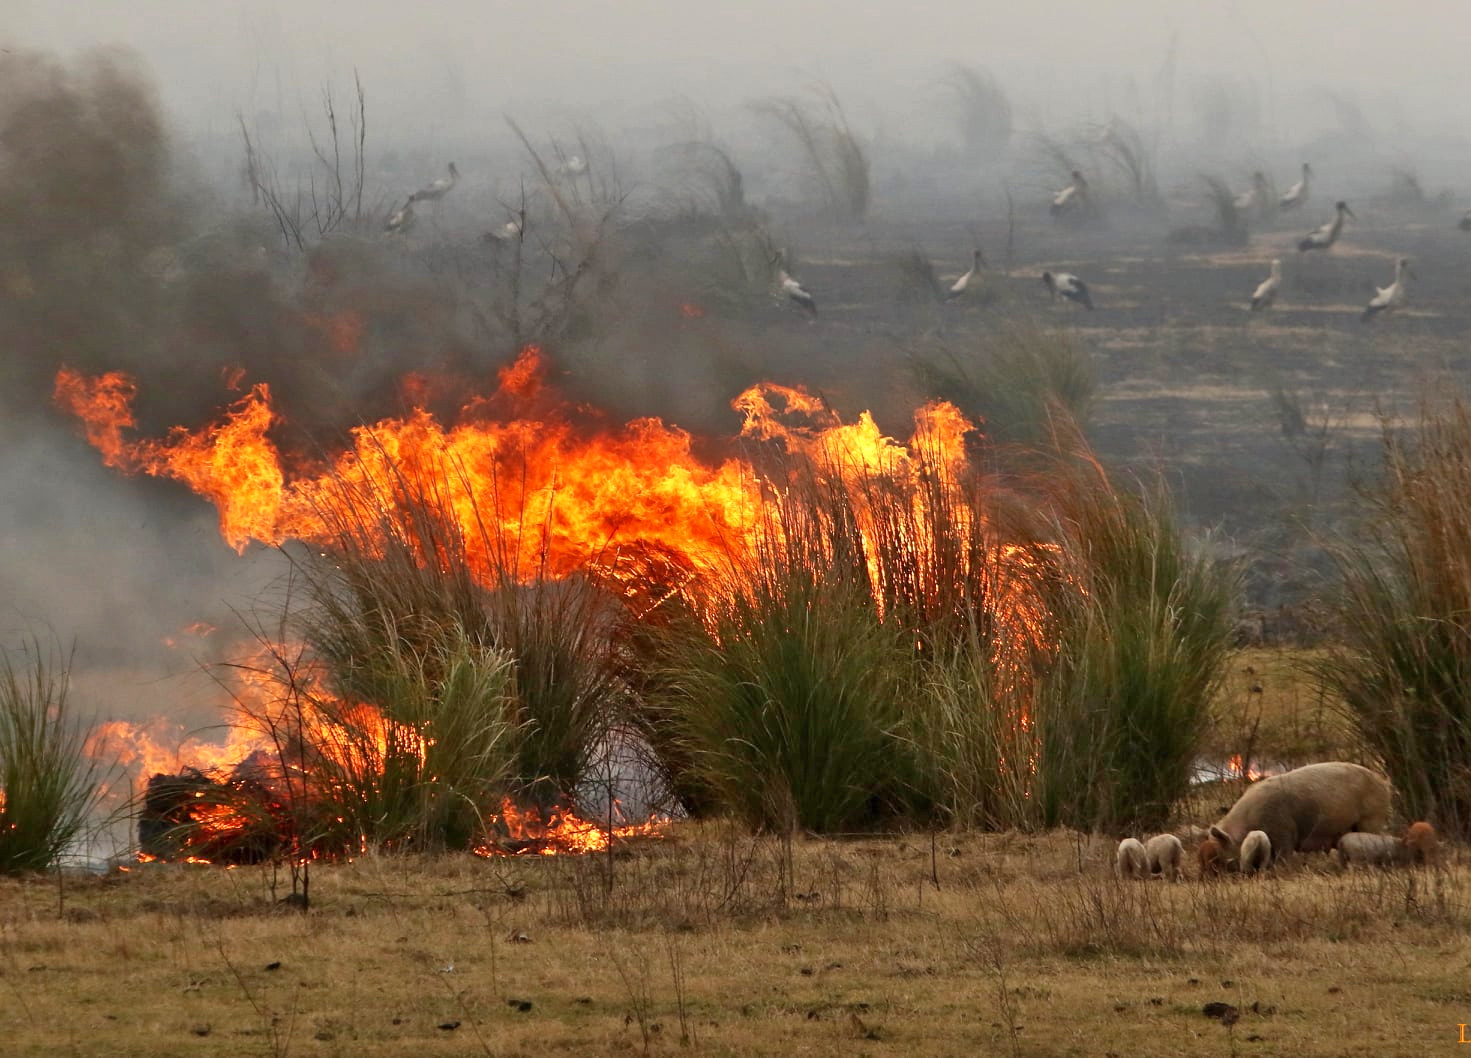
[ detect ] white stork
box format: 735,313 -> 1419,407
774,249 -> 817,315
1041,270 -> 1093,310
558,154 -> 588,178
1361,257 -> 1413,322
1250,259 -> 1281,311
945,249 -> 986,301
1297,201 -> 1354,253
385,197 -> 416,235
1279,163 -> 1312,210
411,162 -> 460,203
1050,170 -> 1088,217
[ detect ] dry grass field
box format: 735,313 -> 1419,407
4,650 -> 1465,1058
4,824 -> 1467,1058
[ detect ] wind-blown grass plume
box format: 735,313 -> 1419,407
752,85 -> 870,220
0,636 -> 110,873
1202,174 -> 1247,244
944,64 -> 1013,160
1033,458 -> 1239,832
1315,399 -> 1471,836
907,315 -> 1095,448
1093,118 -> 1159,205
667,140 -> 747,220
1033,134 -> 1084,188
889,248 -> 943,306
1171,175 -> 1249,247
678,220 -> 783,315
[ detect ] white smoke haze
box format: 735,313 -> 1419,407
2,0 -> 1468,744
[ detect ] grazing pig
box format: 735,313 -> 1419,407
1145,834 -> 1185,880
1197,838 -> 1224,879
1207,761 -> 1392,867
1115,837 -> 1148,879
1336,831 -> 1406,868
1239,830 -> 1272,874
1404,821 -> 1440,866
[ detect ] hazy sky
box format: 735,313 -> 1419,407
10,1 -> 1471,141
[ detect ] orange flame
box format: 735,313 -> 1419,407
474,800 -> 670,857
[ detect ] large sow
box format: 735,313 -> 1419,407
1206,761 -> 1392,867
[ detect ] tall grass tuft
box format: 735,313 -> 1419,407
753,85 -> 869,220
272,441 -> 622,847
1092,118 -> 1159,205
650,482 -> 921,832
1034,459 -> 1238,832
243,620 -> 523,854
0,637 -> 108,873
1202,174 -> 1248,245
889,248 -> 943,306
907,315 -> 1095,448
1315,400 -> 1471,835
944,65 -> 1013,160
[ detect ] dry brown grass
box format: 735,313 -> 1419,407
3,825 -> 1467,1057
1204,647 -> 1361,767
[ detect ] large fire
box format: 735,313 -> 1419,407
57,346 -> 1045,861
54,347 -> 762,587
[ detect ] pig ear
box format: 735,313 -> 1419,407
1209,826 -> 1232,848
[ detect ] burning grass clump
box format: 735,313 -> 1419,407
1033,459 -> 1239,833
231,452 -> 626,854
638,418 -> 1062,833
1316,399 -> 1471,837
0,636 -> 110,873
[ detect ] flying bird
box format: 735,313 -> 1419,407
1041,270 -> 1093,310
1050,170 -> 1088,217
385,197 -> 416,235
774,249 -> 817,315
945,249 -> 986,301
1361,256 -> 1413,322
410,162 -> 460,203
1279,163 -> 1313,210
1298,201 -> 1354,253
1250,258 -> 1281,311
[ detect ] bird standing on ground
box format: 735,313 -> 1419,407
1250,258 -> 1281,311
946,249 -> 986,301
1298,201 -> 1354,252
1041,270 -> 1093,309
1279,163 -> 1312,210
774,249 -> 817,315
410,162 -> 459,203
385,197 -> 416,235
1050,170 -> 1088,217
1362,257 -> 1413,322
